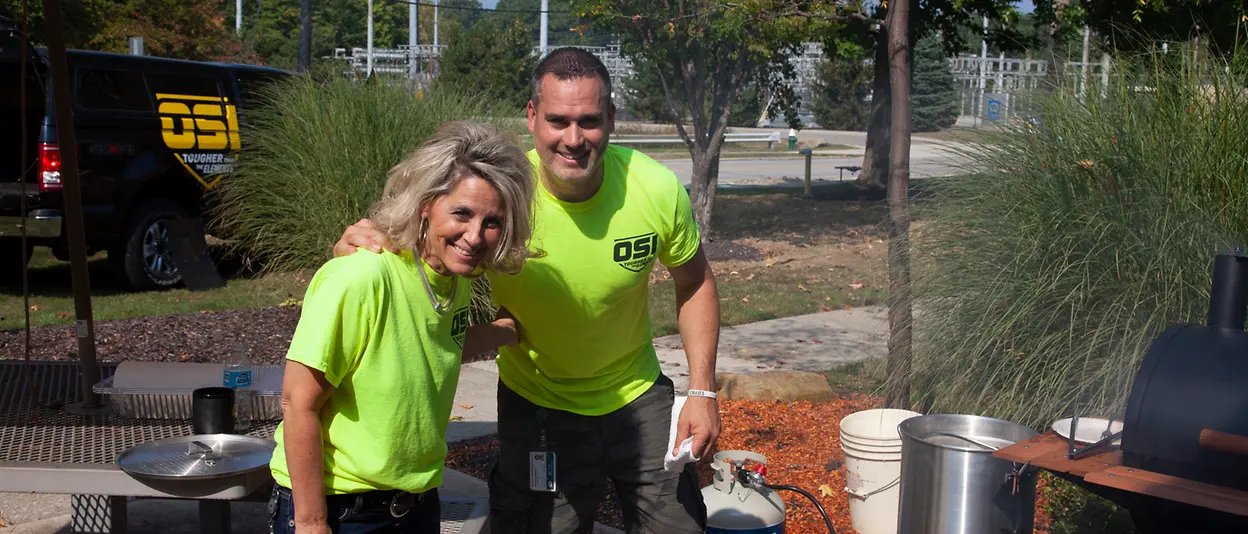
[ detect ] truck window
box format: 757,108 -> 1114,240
147,74 -> 221,99
76,69 -> 152,111
234,70 -> 284,105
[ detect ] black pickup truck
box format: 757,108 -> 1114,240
1,20 -> 287,289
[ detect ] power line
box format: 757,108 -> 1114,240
390,0 -> 573,14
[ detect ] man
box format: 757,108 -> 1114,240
334,47 -> 720,533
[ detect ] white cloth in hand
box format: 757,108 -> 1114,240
665,395 -> 700,472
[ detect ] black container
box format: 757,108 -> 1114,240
1120,253 -> 1248,532
192,387 -> 235,434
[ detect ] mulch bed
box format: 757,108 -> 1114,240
447,397 -> 882,534
0,308 -> 300,363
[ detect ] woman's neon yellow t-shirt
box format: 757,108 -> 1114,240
488,145 -> 701,416
270,249 -> 471,494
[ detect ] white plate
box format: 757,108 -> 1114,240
1051,417 -> 1123,445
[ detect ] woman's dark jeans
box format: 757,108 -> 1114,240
269,485 -> 440,534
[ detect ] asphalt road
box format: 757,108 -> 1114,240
655,148 -> 966,186
644,127 -> 969,186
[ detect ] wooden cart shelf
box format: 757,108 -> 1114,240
994,431 -> 1248,517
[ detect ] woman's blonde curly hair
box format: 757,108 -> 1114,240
370,121 -> 534,275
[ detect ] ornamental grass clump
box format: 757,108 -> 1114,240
213,76 -> 518,322
909,45 -> 1248,429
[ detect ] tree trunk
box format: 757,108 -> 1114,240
297,0 -> 312,73
689,143 -> 721,243
859,27 -> 891,191
883,0 -> 913,410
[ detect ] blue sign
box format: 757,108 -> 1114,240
986,99 -> 1002,121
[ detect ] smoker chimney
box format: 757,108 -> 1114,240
1207,252 -> 1248,330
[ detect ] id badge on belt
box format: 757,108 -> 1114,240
530,408 -> 558,492
529,448 -> 557,492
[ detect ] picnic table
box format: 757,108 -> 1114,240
0,361 -> 487,534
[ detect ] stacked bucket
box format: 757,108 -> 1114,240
838,408 -> 920,534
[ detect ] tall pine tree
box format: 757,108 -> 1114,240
910,34 -> 958,132
811,47 -> 872,131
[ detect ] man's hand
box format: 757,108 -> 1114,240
332,218 -> 395,257
673,395 -> 720,459
294,520 -> 332,534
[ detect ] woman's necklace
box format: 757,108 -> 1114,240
417,256 -> 457,315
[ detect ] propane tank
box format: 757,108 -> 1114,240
702,450 -> 787,533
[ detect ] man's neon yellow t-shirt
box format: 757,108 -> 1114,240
489,145 -> 701,416
270,249 -> 472,494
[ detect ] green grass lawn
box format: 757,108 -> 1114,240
0,248 -> 310,330
647,274 -> 885,337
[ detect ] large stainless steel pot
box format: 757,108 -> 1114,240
897,414 -> 1038,534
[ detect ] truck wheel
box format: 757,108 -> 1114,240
111,200 -> 188,290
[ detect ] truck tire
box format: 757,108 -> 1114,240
111,199 -> 189,290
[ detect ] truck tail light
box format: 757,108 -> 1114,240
38,143 -> 63,192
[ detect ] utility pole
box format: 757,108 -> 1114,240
540,0 -> 549,56
297,0 -> 311,73
1079,26 -> 1090,102
367,0 -> 374,78
409,0 -> 418,81
432,0 -> 439,77
977,15 -> 987,127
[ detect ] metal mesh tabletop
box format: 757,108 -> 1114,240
0,361 -> 275,464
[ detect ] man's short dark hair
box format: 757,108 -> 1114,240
530,47 -> 613,108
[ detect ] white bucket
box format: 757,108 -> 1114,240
839,409 -> 921,534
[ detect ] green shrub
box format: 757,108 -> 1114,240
213,77 -> 518,323
1040,474 -> 1137,534
908,44 -> 1248,428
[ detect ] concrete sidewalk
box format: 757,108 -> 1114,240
2,306 -> 888,533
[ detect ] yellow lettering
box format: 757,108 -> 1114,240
192,104 -> 227,150
224,103 -> 241,151
159,102 -> 196,149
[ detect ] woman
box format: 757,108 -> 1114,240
268,121 -> 532,534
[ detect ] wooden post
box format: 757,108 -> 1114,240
800,148 -> 813,197
40,0 -> 102,410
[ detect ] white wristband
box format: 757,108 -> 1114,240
686,389 -> 718,400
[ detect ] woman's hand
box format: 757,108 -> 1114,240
462,308 -> 521,362
333,218 -> 396,257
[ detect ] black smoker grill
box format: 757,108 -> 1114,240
1118,253 -> 1248,532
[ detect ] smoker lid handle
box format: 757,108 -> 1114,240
1199,429 -> 1248,458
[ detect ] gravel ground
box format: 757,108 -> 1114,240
0,308 -> 301,363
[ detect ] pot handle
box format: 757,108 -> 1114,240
845,476 -> 899,500
915,431 -> 1001,451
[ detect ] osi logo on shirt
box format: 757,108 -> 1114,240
613,232 -> 659,272
156,93 -> 241,189
451,306 -> 470,349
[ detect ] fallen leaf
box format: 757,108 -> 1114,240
449,416 -> 464,421
29,305 -> 38,311
730,271 -> 739,275
56,313 -> 71,319
819,484 -> 835,497
843,305 -> 854,311
797,284 -> 808,292
460,404 -> 474,409
825,296 -> 831,301
746,274 -> 755,280
849,282 -> 864,290
820,306 -> 832,312
741,297 -> 750,303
